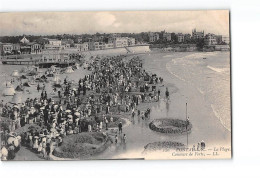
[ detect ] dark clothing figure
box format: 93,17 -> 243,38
118,123 -> 123,134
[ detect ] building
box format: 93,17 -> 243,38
20,44 -> 31,54
0,43 -> 13,55
177,33 -> 185,43
75,37 -> 82,43
12,44 -> 21,54
222,36 -> 230,45
39,50 -> 73,68
113,37 -> 128,48
127,38 -> 135,46
61,39 -> 74,46
48,39 -> 62,46
44,39 -> 62,50
105,43 -> 114,49
184,34 -> 191,42
204,33 -> 217,45
30,43 -> 42,54
148,32 -> 160,42
163,32 -> 172,41
65,44 -> 71,48
74,43 -> 89,51
215,35 -> 222,44
89,42 -> 106,50
192,29 -> 204,39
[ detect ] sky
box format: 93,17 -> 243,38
0,10 -> 230,36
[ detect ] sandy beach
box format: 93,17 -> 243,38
0,51 -> 231,160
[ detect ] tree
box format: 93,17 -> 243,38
196,38 -> 205,50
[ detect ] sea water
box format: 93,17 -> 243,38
165,51 -> 231,131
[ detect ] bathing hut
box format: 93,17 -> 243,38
11,70 -> 20,77
11,92 -> 23,104
65,66 -> 74,74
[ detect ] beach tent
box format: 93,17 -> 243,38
23,82 -> 31,87
2,85 -> 15,96
11,92 -> 23,104
15,85 -> 24,92
20,75 -> 27,79
65,66 -> 74,74
11,70 -> 20,77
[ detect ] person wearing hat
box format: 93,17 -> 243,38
33,136 -> 39,152
201,140 -> 206,150
118,122 -> 123,134
37,140 -> 43,154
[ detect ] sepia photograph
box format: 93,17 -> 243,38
0,10 -> 231,161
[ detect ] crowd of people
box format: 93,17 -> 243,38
0,55 -> 165,160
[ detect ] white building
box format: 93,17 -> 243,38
127,38 -> 135,46
48,39 -> 62,46
44,39 -> 62,50
74,43 -> 89,51
205,33 -> 217,45
113,37 -> 128,48
105,43 -> 114,49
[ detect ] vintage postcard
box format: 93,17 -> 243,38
0,10 -> 231,160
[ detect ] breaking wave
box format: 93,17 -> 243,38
207,65 -> 229,73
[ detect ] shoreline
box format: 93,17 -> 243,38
143,52 -> 231,144
1,50 -> 231,160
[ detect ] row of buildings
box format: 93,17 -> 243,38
148,29 -> 229,45
0,35 -> 136,56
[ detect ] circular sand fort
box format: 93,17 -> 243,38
53,132 -> 112,159
149,118 -> 192,134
